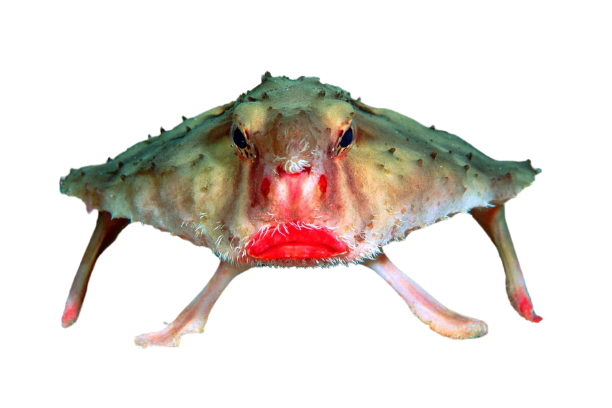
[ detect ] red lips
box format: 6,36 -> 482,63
247,223 -> 348,260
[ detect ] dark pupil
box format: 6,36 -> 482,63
233,128 -> 248,149
339,128 -> 353,148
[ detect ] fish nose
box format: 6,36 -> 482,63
276,165 -> 310,177
275,165 -> 313,203
261,166 -> 328,218
275,166 -> 328,195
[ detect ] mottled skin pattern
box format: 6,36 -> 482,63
60,74 -> 542,346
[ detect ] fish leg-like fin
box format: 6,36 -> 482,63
471,205 -> 542,323
134,261 -> 250,348
363,253 -> 488,339
61,211 -> 130,328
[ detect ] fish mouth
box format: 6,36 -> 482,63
247,223 -> 348,260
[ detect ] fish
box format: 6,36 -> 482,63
60,73 -> 542,347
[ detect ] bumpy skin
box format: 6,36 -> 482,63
61,74 -> 539,266
60,74 -> 541,345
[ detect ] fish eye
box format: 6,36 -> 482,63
339,127 -> 353,148
333,125 -> 355,158
233,128 -> 248,149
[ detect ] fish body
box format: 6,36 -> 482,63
60,74 -> 542,346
